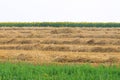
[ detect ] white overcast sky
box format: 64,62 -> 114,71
0,0 -> 120,22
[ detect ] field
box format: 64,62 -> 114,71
0,62 -> 120,80
0,27 -> 120,64
0,27 -> 120,79
0,22 -> 120,27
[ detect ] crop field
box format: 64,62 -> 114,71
0,62 -> 120,80
0,27 -> 120,79
0,27 -> 120,64
0,22 -> 120,27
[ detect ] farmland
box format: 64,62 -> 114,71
0,27 -> 120,64
0,26 -> 120,80
0,22 -> 120,27
0,62 -> 120,80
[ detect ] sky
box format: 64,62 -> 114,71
0,0 -> 120,22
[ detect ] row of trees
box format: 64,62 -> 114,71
0,22 -> 120,27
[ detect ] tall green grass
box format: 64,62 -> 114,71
0,22 -> 120,27
0,62 -> 120,80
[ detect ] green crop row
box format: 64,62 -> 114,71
0,62 -> 120,80
0,22 -> 120,27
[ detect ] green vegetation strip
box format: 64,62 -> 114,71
0,62 -> 120,80
0,22 -> 120,27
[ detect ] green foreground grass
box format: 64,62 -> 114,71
0,62 -> 120,80
0,22 -> 120,27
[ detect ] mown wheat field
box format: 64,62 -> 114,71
0,27 -> 120,64
0,27 -> 120,80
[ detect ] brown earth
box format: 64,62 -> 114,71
0,27 -> 120,64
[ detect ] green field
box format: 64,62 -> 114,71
0,62 -> 120,80
0,22 -> 120,27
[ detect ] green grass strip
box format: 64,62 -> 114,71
0,62 -> 120,80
